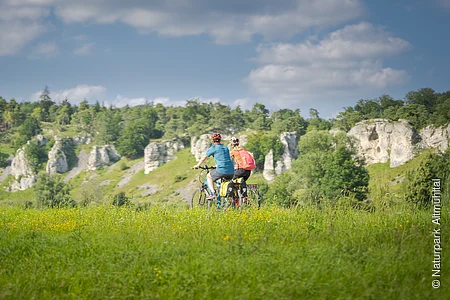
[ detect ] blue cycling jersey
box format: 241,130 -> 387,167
205,144 -> 234,175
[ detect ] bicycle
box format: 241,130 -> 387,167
227,177 -> 263,209
190,165 -> 263,210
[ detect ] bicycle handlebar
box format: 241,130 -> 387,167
193,165 -> 216,170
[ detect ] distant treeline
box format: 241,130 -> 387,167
1,86 -> 449,159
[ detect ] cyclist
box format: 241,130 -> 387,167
193,132 -> 234,200
229,137 -> 251,182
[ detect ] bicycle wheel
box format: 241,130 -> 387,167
243,189 -> 262,209
190,188 -> 211,209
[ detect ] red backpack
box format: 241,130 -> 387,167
239,149 -> 256,170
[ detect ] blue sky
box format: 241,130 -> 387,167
0,0 -> 449,118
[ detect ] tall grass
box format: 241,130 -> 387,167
1,205 -> 448,299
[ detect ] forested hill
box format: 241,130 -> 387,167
0,86 -> 449,208
1,87 -> 449,160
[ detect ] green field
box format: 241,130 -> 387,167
1,205 -> 448,299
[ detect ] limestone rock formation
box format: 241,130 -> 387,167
263,132 -> 299,181
348,119 -> 450,168
9,147 -> 37,191
46,138 -> 69,175
87,145 -> 121,171
144,139 -> 185,174
419,124 -> 450,152
275,132 -> 299,174
72,134 -> 91,146
36,134 -> 48,146
190,134 -> 211,162
263,149 -> 275,181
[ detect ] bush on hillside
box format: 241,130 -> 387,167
34,173 -> 74,208
405,149 -> 450,208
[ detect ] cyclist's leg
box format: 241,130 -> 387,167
207,170 -> 219,198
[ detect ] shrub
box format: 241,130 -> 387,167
112,192 -> 130,207
174,175 -> 187,183
34,173 -> 74,208
405,149 -> 450,208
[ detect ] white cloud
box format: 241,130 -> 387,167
232,98 -> 253,110
0,2 -> 49,55
110,95 -> 186,108
74,42 -> 95,55
52,0 -> 364,44
1,0 -> 365,54
31,84 -> 107,104
109,95 -> 223,108
246,22 -> 411,108
28,40 -> 59,58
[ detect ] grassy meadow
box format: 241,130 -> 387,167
1,204 -> 448,299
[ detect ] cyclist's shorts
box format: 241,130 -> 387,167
233,168 -> 251,181
210,169 -> 233,182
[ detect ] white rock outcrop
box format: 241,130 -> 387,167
275,132 -> 299,174
46,138 -> 69,175
191,134 -> 211,162
263,149 -> 275,181
36,134 -> 48,146
9,147 -> 37,191
348,119 -> 450,168
144,139 -> 185,174
419,124 -> 450,152
87,145 -> 120,171
263,132 -> 299,181
72,134 -> 91,146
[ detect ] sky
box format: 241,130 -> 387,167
0,0 -> 449,119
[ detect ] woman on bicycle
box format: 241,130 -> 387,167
193,133 -> 234,200
229,137 -> 251,181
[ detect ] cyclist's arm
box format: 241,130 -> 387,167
193,155 -> 208,169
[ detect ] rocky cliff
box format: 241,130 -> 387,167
9,145 -> 37,191
348,119 -> 450,168
190,134 -> 211,162
144,139 -> 185,174
46,137 -> 69,175
263,132 -> 299,181
46,135 -> 92,175
87,145 -> 121,171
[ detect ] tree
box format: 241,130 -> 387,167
24,142 -> 48,173
405,149 -> 450,208
117,119 -> 152,158
335,107 -> 362,131
270,109 -> 307,135
209,102 -> 233,133
19,117 -> 42,140
404,88 -> 437,113
94,109 -> 123,144
38,86 -> 55,121
247,103 -> 271,131
354,99 -> 382,119
34,173 -> 74,208
245,133 -> 284,170
433,92 -> 450,126
56,106 -> 71,125
306,108 -> 332,131
268,130 -> 369,206
395,104 -> 430,128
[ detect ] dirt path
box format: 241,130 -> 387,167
64,150 -> 88,182
117,161 -> 145,187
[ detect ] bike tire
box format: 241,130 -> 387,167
190,189 -> 210,209
244,189 -> 262,209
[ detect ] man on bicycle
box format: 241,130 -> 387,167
193,132 -> 234,200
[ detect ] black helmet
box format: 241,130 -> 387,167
231,136 -> 239,145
